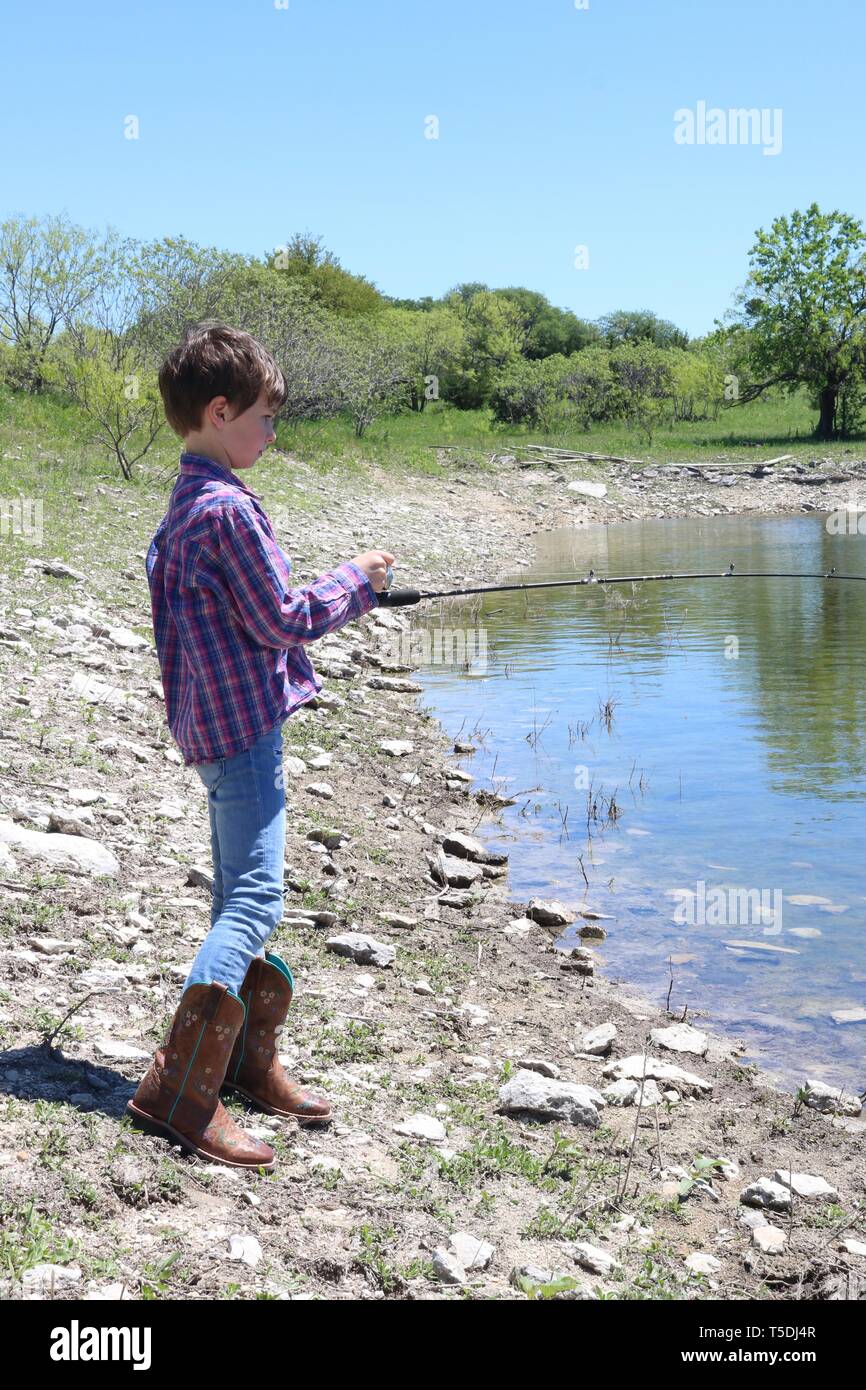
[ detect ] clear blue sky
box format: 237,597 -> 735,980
1,0 -> 863,337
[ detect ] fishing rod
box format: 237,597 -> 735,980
376,563 -> 866,607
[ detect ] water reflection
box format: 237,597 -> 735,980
413,514 -> 866,1093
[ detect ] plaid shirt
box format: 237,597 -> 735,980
146,451 -> 378,765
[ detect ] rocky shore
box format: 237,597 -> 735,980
0,447 -> 864,1301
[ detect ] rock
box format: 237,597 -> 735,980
432,852 -> 484,888
307,829 -> 350,851
366,676 -> 423,693
225,1234 -> 263,1267
440,831 -> 508,866
582,1022 -> 617,1055
685,1253 -> 721,1276
571,1240 -> 617,1276
448,1231 -> 495,1271
325,933 -> 396,968
93,1038 -> 152,1061
431,1247 -> 466,1284
378,740 -> 414,757
502,917 -> 534,939
740,1178 -> 793,1212
650,1023 -> 709,1056
413,979 -> 435,996
567,480 -> 608,499
498,1069 -> 605,1127
108,626 -> 149,650
803,1078 -> 862,1116
526,898 -> 574,927
309,1155 -> 342,1174
453,1003 -> 489,1029
305,782 -> 334,800
27,557 -> 85,580
307,753 -> 333,771
69,670 -> 144,713
393,1113 -> 447,1142
842,1238 -> 866,1256
437,889 -> 476,909
602,1078 -> 664,1107
739,1208 -> 769,1230
155,800 -> 185,821
22,1263 -> 83,1295
602,1054 -> 712,1096
47,810 -> 96,838
0,817 -> 120,879
516,1058 -> 561,1079
187,865 -> 214,891
830,1007 -> 866,1025
772,1170 -> 838,1201
578,923 -> 607,940
283,755 -> 307,778
379,912 -> 417,929
31,936 -> 76,956
752,1225 -> 787,1254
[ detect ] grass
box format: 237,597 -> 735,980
276,391 -> 866,471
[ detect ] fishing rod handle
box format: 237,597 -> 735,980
376,587 -> 423,607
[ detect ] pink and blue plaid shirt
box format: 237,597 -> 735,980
146,451 -> 378,765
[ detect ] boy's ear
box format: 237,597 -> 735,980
205,395 -> 233,430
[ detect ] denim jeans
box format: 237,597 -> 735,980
183,722 -> 286,996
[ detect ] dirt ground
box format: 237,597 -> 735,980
0,446 -> 864,1302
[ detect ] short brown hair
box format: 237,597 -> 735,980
158,321 -> 288,436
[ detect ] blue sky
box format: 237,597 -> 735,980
1,0 -> 863,336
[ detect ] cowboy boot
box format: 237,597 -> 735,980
222,951 -> 332,1124
126,980 -> 276,1170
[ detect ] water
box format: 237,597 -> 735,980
412,512 -> 866,1094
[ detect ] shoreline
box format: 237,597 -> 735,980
0,448 -> 864,1300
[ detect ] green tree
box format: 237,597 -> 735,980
495,287 -> 599,359
269,233 -> 384,316
443,288 -> 522,407
332,319 -> 411,436
0,212 -> 115,391
598,308 -> 689,350
735,203 -> 866,439
49,238 -> 165,478
384,305 -> 465,410
489,354 -> 570,430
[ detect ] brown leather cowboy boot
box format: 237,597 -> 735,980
222,951 -> 332,1124
126,980 -> 276,1170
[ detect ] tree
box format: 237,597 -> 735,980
734,203 -> 866,439
269,233 -> 384,316
609,341 -> 675,442
442,289 -> 522,408
598,308 -> 689,350
126,235 -> 242,364
489,354 -> 569,430
49,238 -> 165,478
0,212 -> 115,391
558,345 -> 624,427
384,306 -> 465,410
331,320 -> 411,437
495,287 -> 599,359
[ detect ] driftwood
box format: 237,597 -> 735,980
509,444 -> 647,467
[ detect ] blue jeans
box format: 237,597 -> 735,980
183,722 -> 286,996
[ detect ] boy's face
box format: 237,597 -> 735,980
218,389 -> 278,470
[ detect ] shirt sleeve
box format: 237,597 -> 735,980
210,499 -> 379,649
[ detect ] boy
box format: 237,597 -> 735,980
127,321 -> 395,1171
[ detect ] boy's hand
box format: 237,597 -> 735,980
351,550 -> 396,592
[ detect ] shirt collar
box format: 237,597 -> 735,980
179,451 -> 262,501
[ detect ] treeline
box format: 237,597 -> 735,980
1,203 -> 865,476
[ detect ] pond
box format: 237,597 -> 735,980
411,512 -> 866,1095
